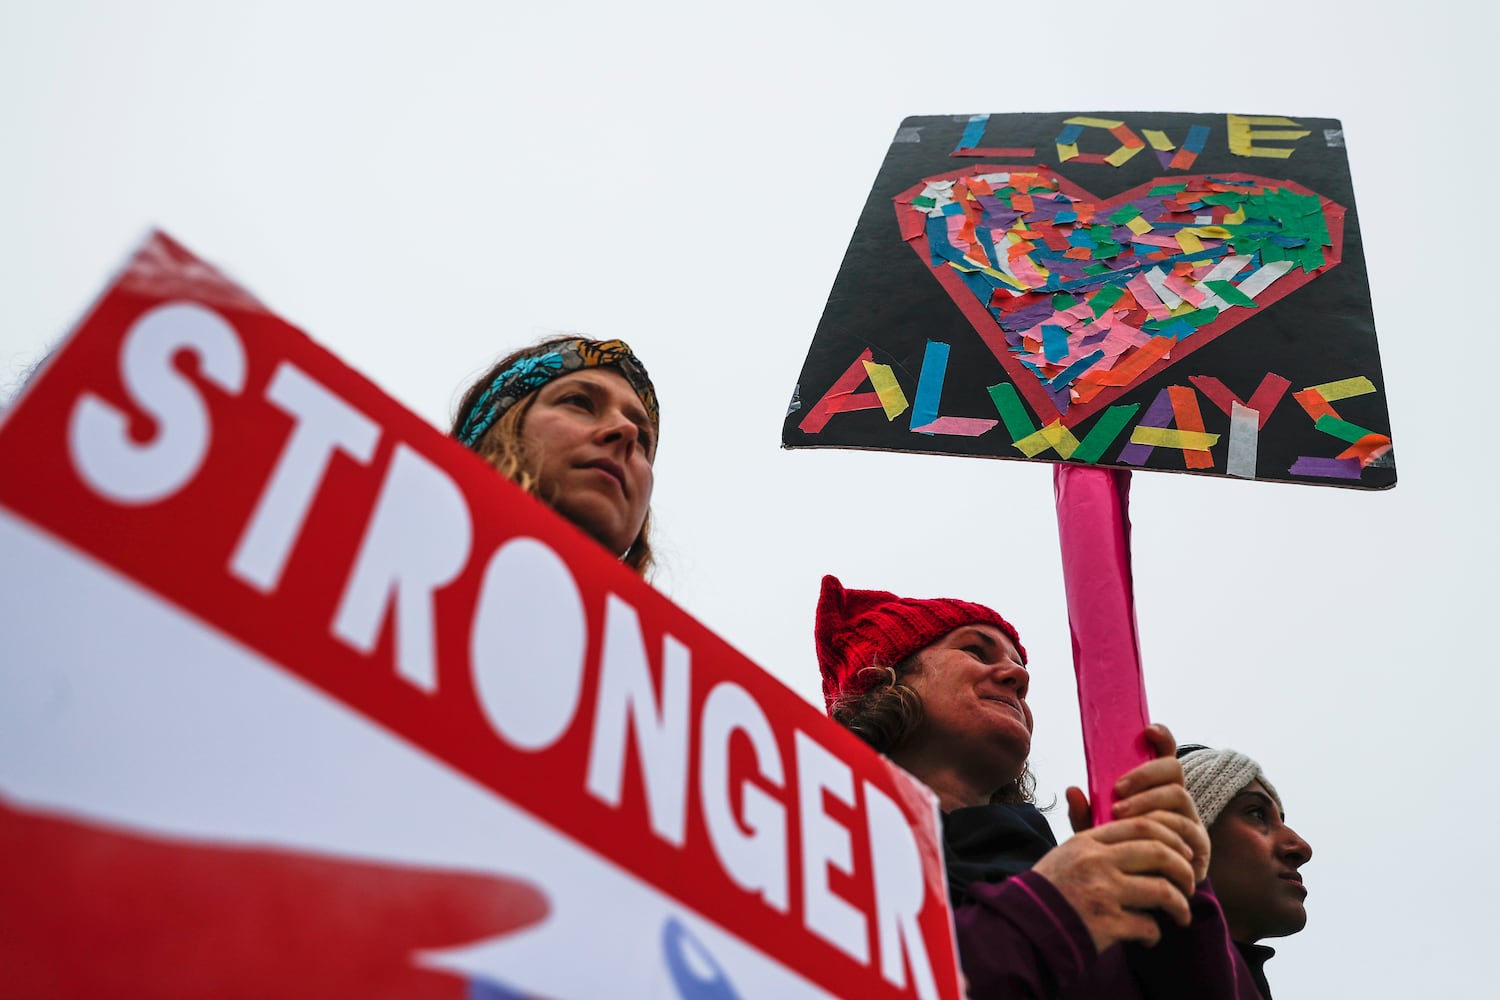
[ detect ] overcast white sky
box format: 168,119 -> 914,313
2,2 -> 1493,996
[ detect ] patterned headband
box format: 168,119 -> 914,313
456,338 -> 659,449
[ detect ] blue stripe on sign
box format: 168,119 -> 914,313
911,340 -> 952,434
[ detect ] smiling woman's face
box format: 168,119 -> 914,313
522,368 -> 655,557
895,624 -> 1033,801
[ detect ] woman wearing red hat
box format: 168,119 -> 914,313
815,574 -> 1259,999
453,336 -> 659,575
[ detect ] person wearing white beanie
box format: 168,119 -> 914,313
1178,745 -> 1314,999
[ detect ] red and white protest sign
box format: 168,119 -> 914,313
0,233 -> 961,999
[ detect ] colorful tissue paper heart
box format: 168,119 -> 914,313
895,168 -> 1345,428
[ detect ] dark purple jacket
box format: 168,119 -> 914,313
945,803 -> 1264,999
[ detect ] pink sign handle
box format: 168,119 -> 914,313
1052,464 -> 1152,827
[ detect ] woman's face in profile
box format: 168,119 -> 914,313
522,368 -> 655,557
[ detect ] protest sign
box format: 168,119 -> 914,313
783,112 -> 1397,821
784,112 -> 1394,488
0,232 -> 960,999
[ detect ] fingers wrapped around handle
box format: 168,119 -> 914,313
1032,818 -> 1198,954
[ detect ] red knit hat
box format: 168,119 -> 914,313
814,575 -> 1026,714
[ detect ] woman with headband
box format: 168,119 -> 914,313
453,336 -> 659,575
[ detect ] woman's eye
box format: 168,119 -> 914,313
562,393 -> 593,410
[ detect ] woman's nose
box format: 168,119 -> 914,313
598,410 -> 640,454
991,659 -> 1029,699
1281,824 -> 1312,865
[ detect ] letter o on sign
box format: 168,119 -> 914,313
471,537 -> 587,751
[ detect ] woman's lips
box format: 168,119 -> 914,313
981,695 -> 1024,718
582,459 -> 626,492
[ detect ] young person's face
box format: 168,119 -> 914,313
1207,779 -> 1313,943
902,624 -> 1033,780
523,369 -> 655,557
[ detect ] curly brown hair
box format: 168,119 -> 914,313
830,659 -> 1037,805
452,337 -> 655,576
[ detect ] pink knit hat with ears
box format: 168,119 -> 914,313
815,575 -> 1025,714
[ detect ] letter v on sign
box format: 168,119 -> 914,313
987,382 -> 1138,464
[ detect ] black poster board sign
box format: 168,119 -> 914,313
783,113 -> 1394,488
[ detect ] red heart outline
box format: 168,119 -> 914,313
894,166 -> 1346,428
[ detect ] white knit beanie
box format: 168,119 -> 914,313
1180,747 -> 1281,827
